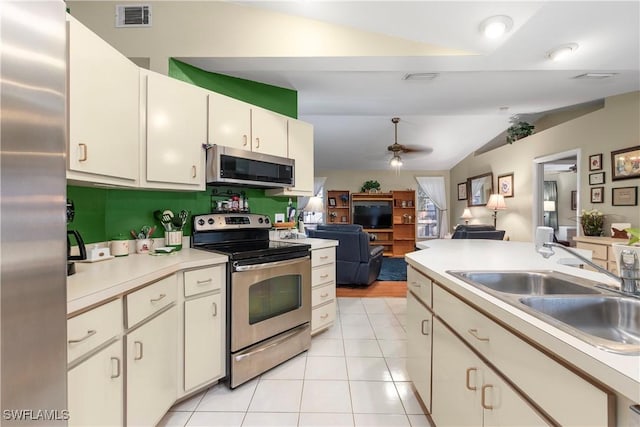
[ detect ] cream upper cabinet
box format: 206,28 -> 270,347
142,71 -> 206,190
266,119 -> 314,197
250,107 -> 288,157
67,16 -> 139,186
208,92 -> 252,150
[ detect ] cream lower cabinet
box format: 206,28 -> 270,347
311,247 -> 337,334
184,294 -> 223,390
406,291 -> 432,414
432,318 -> 547,427
126,306 -> 178,427
68,340 -> 123,427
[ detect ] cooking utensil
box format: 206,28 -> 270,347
161,213 -> 174,231
179,210 -> 189,229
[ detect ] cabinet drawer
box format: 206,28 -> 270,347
126,276 -> 177,328
312,302 -> 336,332
184,265 -> 224,297
407,266 -> 432,307
312,283 -> 335,307
576,242 -> 608,260
433,284 -> 610,426
68,299 -> 122,363
312,247 -> 335,266
312,263 -> 335,286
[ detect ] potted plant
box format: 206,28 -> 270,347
579,209 -> 604,236
361,180 -> 381,193
329,211 -> 337,222
506,120 -> 535,144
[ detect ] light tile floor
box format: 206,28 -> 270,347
159,296 -> 430,427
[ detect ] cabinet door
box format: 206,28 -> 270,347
266,119 -> 314,197
251,108 -> 288,157
406,291 -> 432,413
68,340 -> 123,427
431,319 -> 483,426
184,293 -> 223,391
68,17 -> 138,183
145,72 -> 206,188
208,92 -> 252,150
127,307 -> 177,427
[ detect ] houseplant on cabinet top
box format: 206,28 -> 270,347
361,180 -> 381,193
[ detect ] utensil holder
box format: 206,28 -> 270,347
135,238 -> 153,254
164,231 -> 182,251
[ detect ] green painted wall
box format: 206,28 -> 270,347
169,59 -> 297,119
68,61 -> 298,244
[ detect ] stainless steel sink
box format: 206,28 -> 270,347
448,270 -> 602,295
519,296 -> 640,353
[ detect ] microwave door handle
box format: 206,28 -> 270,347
234,257 -> 308,272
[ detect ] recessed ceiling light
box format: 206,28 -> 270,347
402,73 -> 439,81
479,15 -> 513,39
547,43 -> 579,61
573,72 -> 618,79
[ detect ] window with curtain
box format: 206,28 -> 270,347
416,187 -> 440,239
544,181 -> 558,230
415,176 -> 448,239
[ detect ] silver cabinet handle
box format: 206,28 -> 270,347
320,256 -> 329,260
468,329 -> 490,342
78,143 -> 88,162
320,292 -> 329,298
110,357 -> 121,379
481,384 -> 494,410
242,135 -> 248,146
255,137 -> 260,148
421,319 -> 430,336
192,165 -> 197,178
465,368 -> 477,391
320,313 -> 329,319
320,274 -> 329,279
197,278 -> 213,285
134,341 -> 143,360
150,293 -> 166,303
68,329 -> 96,344
410,281 -> 420,288
212,302 -> 217,317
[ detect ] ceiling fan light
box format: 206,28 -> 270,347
390,154 -> 403,168
480,15 -> 513,39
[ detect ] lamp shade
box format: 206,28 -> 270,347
460,208 -> 473,220
304,196 -> 324,212
486,194 -> 507,210
543,200 -> 556,212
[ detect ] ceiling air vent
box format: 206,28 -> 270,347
402,73 -> 439,81
115,4 -> 151,27
572,73 -> 617,80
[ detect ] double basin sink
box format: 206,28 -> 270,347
447,270 -> 640,354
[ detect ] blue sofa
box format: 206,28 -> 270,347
452,224 -> 505,240
308,224 -> 384,286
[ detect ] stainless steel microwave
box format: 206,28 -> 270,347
206,145 -> 295,188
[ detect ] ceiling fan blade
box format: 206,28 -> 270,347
402,145 -> 434,154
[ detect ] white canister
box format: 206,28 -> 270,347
110,235 -> 130,257
135,238 -> 153,254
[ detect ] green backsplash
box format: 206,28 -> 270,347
168,59 -> 297,119
68,186 -> 294,244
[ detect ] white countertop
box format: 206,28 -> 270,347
67,248 -> 227,316
407,239 -> 640,402
271,236 -> 339,250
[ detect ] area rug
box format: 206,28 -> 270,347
377,257 -> 407,281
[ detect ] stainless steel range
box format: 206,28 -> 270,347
192,213 -> 311,388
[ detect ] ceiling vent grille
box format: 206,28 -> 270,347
402,73 -> 439,81
572,73 -> 617,80
116,4 -> 151,27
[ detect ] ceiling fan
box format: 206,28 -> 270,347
386,117 -> 431,168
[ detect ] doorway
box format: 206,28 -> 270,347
532,149 -> 581,241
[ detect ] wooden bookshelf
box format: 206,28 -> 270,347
326,190 -> 351,224
392,190 -> 416,257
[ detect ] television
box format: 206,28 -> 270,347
352,201 -> 393,229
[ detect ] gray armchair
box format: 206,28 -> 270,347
452,224 -> 505,240
308,224 -> 384,286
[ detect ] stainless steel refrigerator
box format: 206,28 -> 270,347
1,1 -> 68,425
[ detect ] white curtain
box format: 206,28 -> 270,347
297,177 -> 327,210
415,176 -> 449,238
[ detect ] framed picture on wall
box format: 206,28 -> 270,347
589,153 -> 603,171
589,172 -> 605,185
497,173 -> 514,198
457,182 -> 467,200
590,186 -> 604,203
612,186 -> 638,206
611,145 -> 640,180
570,190 -> 577,210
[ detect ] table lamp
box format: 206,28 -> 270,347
486,194 -> 507,227
299,196 -> 324,233
460,208 -> 473,225
543,200 -> 556,227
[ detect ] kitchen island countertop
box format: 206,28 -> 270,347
407,239 -> 640,403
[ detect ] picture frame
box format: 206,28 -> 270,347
589,153 -> 603,171
611,145 -> 640,181
328,197 -> 337,207
570,190 -> 577,210
589,172 -> 605,185
457,182 -> 467,200
612,186 -> 638,206
590,186 -> 604,203
497,173 -> 514,198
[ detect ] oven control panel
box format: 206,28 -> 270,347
193,213 -> 271,231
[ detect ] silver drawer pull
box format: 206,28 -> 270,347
410,281 -> 420,288
320,313 -> 329,319
320,274 -> 329,279
212,302 -> 217,317
78,143 -> 88,162
134,341 -> 143,360
468,329 -> 490,342
319,256 -> 329,260
320,293 -> 329,298
68,329 -> 96,344
465,368 -> 477,391
481,384 -> 494,410
150,293 -> 166,303
110,357 -> 121,379
421,319 -> 430,336
197,278 -> 213,285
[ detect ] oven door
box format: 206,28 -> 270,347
231,256 -> 311,352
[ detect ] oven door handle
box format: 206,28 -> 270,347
234,324 -> 309,362
234,257 -> 308,272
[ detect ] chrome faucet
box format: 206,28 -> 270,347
535,226 -> 640,295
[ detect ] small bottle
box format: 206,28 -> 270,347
244,197 -> 249,212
